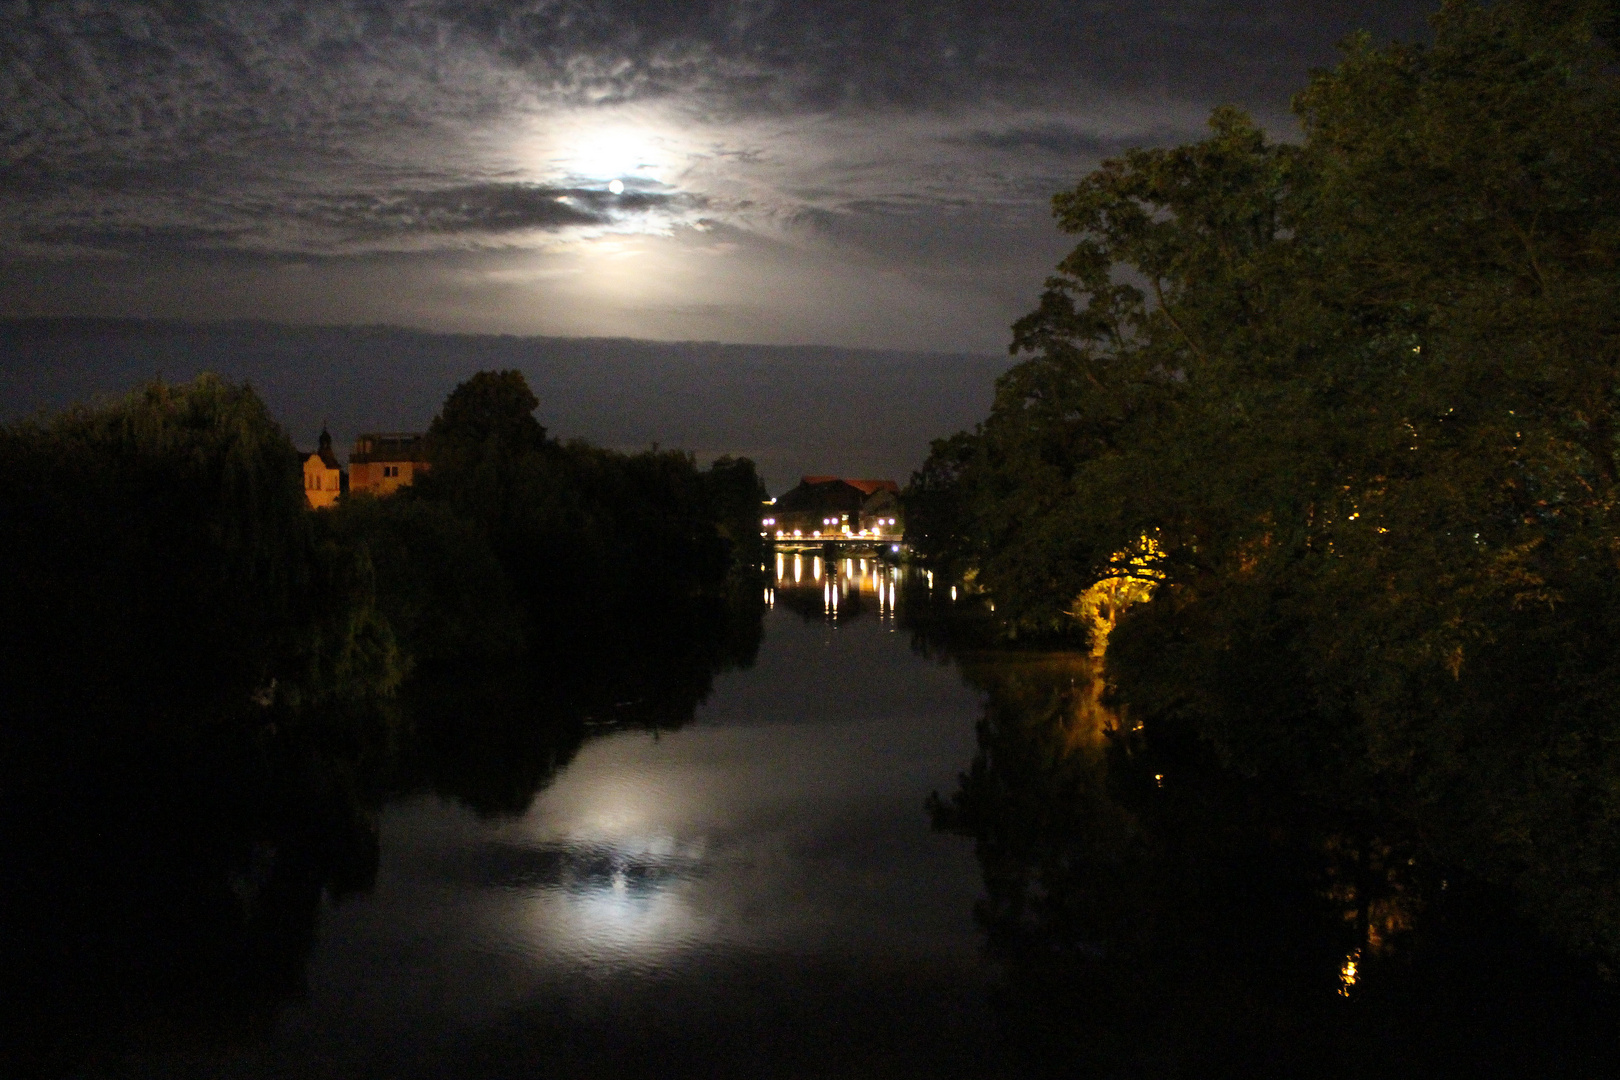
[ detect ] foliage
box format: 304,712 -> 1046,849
318,495 -> 526,670
909,0 -> 1620,956
705,453 -> 770,570
416,370 -> 765,644
0,375 -> 318,734
930,653 -> 1620,1077
0,367 -> 763,733
0,370 -> 768,1070
428,369 -> 548,452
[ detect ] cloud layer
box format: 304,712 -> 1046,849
0,1 -> 1435,350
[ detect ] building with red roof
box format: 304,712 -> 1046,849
764,476 -> 903,541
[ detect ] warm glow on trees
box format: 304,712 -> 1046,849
908,0 -> 1620,959
1070,537 -> 1164,656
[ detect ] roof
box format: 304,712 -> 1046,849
351,432 -> 428,464
799,476 -> 899,496
304,428 -> 342,470
305,446 -> 342,470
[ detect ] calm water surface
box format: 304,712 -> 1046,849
204,560 -> 1007,1078
21,558 -> 1620,1079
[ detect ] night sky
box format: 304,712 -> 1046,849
2,1 -> 1435,485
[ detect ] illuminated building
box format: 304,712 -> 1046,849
349,432 -> 430,496
764,476 -> 904,541
301,428 -> 345,509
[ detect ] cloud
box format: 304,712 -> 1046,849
293,183 -> 697,242
949,123 -> 1189,158
19,220 -> 251,257
0,1 -> 1436,340
4,175 -> 702,258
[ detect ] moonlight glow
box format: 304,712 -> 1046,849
549,121 -> 676,184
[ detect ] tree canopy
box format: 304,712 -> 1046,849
909,0 -> 1620,956
428,369 -> 547,451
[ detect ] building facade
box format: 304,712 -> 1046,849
764,476 -> 902,540
349,433 -> 430,496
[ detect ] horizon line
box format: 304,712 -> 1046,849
0,315 -> 1009,361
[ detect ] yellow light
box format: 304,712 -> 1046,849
1339,951 -> 1360,996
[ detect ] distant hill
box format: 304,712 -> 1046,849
0,319 -> 1011,494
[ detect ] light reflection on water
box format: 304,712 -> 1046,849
471,610 -> 981,971
258,583 -> 992,1075
503,838 -> 716,971
770,547 -> 907,626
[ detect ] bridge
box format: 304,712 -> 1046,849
768,532 -> 905,553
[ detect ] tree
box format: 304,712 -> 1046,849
428,369 -> 547,451
0,375 -> 313,730
912,0 -> 1620,956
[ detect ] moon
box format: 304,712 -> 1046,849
608,179 -> 625,194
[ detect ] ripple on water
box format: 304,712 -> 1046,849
439,836 -> 726,973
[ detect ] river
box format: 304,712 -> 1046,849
231,559 -> 1001,1078
8,559 -> 1619,1078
